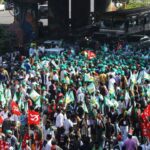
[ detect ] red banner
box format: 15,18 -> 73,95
140,104 -> 150,139
83,50 -> 96,60
0,140 -> 10,149
22,133 -> 30,149
0,116 -> 4,124
11,101 -> 21,116
28,110 -> 40,125
87,51 -> 96,60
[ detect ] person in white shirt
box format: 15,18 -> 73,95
53,71 -> 59,82
77,90 -> 85,103
10,114 -> 19,122
60,69 -> 67,82
108,74 -> 116,94
44,134 -> 52,150
38,45 -> 45,54
55,109 -> 64,135
29,45 -> 36,57
56,110 -> 64,128
63,115 -> 73,135
0,106 -> 8,120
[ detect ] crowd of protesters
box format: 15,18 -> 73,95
0,40 -> 149,150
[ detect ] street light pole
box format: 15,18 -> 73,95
90,0 -> 95,24
69,0 -> 72,32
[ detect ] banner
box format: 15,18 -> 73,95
0,140 -> 10,149
140,104 -> 150,139
87,51 -> 96,60
28,110 -> 40,125
87,83 -> 95,94
21,133 -> 30,149
51,60 -> 59,69
64,91 -> 75,105
30,90 -> 40,102
0,116 -> 3,124
83,50 -> 96,60
11,101 -> 21,116
84,73 -> 94,82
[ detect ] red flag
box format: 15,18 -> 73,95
83,50 -> 96,60
22,133 -> 30,149
87,51 -> 96,60
0,116 -> 3,124
140,104 -> 150,139
144,104 -> 150,116
0,140 -> 10,149
28,110 -> 40,125
11,101 -> 21,116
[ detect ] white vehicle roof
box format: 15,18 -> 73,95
45,48 -> 64,52
38,4 -> 48,9
44,40 -> 62,44
140,35 -> 150,41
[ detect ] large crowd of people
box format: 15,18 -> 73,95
0,41 -> 149,150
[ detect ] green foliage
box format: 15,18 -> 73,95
0,26 -> 16,55
125,2 -> 150,9
0,0 -> 4,4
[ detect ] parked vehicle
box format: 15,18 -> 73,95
43,40 -> 63,48
38,4 -> 48,19
139,35 -> 150,48
43,40 -> 64,55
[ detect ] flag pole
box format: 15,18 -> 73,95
28,110 -> 31,148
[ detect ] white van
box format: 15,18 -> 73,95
43,40 -> 64,55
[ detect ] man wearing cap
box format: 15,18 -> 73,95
6,130 -> 19,150
60,67 -> 67,82
2,112 -> 13,134
53,70 -> 59,82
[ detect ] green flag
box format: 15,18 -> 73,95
0,92 -> 6,107
0,83 -> 4,93
5,89 -> 12,101
13,92 -> 18,102
84,73 -> 94,82
104,96 -> 113,107
30,90 -> 40,102
83,102 -> 88,113
90,96 -> 99,108
35,96 -> 41,108
64,93 -> 71,105
68,91 -> 75,102
143,71 -> 150,80
87,83 -> 95,94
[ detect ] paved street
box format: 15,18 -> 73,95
0,10 -> 14,25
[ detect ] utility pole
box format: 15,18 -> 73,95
68,0 -> 72,32
89,0 -> 95,24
